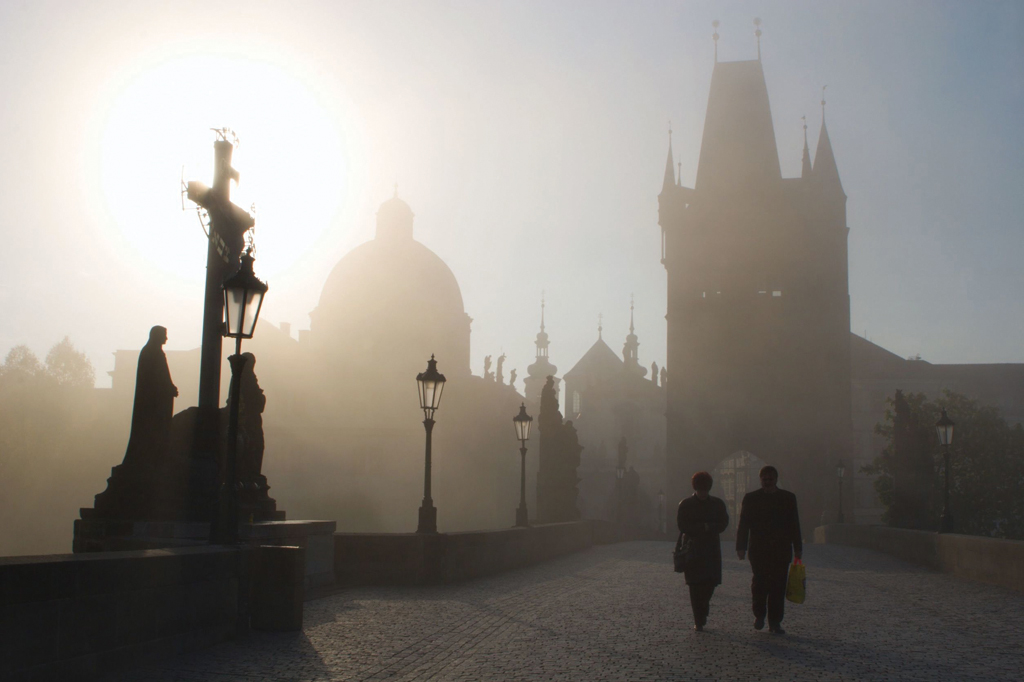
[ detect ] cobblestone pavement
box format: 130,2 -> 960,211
112,541 -> 1024,681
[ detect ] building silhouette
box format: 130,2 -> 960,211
562,309 -> 664,522
659,55 -> 851,531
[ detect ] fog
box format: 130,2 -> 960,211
1,1 -> 1022,554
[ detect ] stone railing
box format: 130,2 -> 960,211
335,520 -> 600,586
0,544 -> 303,681
814,524 -> 1024,593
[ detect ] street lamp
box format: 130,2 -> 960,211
212,252 -> 267,544
657,489 -> 666,534
512,403 -> 533,527
615,447 -> 626,524
936,408 -> 955,533
836,459 -> 846,524
416,355 -> 446,533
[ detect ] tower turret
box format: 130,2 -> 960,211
524,295 -> 559,406
622,296 -> 647,377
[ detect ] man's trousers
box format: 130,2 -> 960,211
751,565 -> 789,625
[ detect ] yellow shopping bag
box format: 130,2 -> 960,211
786,559 -> 806,604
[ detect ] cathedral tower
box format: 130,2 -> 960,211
659,52 -> 851,532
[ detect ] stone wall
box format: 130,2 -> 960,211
814,524 -> 1024,593
0,544 -> 303,681
335,521 -> 597,586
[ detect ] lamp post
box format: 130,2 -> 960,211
615,463 -> 626,523
657,489 -> 666,535
211,252 -> 267,544
512,403 -> 533,527
836,459 -> 846,524
936,408 -> 955,534
416,355 -> 446,534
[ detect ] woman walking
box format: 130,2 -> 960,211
676,471 -> 730,631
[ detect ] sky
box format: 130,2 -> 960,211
0,0 -> 1022,389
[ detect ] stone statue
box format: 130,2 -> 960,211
224,352 -> 278,518
537,376 -> 582,523
651,362 -> 659,385
496,353 -> 506,385
123,326 -> 178,468
484,354 -> 493,380
659,366 -> 668,389
509,368 -> 517,389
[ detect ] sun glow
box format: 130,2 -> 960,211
91,51 -> 352,288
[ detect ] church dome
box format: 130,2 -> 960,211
310,194 -> 471,375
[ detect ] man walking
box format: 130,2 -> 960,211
736,465 -> 802,634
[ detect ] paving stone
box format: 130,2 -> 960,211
109,542 -> 1024,681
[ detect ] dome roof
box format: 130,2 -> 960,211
314,237 -> 465,325
309,194 -> 471,375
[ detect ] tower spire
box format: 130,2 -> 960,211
598,313 -> 603,340
712,20 -> 720,63
662,123 -> 675,192
754,18 -> 762,61
801,115 -> 812,179
813,86 -> 845,197
540,290 -> 546,333
623,295 -> 646,377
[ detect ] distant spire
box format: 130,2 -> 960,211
662,124 -> 675,192
540,291 -> 545,332
623,295 -> 646,377
598,313 -> 603,340
801,116 -> 812,179
677,161 -> 681,186
712,20 -> 720,63
754,18 -> 762,61
813,87 -> 845,197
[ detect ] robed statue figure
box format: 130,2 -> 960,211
122,325 -> 178,468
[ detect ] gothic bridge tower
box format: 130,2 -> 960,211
659,48 -> 851,532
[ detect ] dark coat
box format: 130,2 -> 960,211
123,337 -> 177,468
676,494 -> 730,585
735,488 -> 802,573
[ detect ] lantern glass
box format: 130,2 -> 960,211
416,355 -> 446,419
936,408 -> 955,447
222,253 -> 268,340
513,403 -> 533,442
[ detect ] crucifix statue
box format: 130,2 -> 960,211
186,130 -> 255,457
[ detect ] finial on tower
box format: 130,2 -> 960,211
629,294 -> 635,334
598,313 -> 603,340
677,161 -> 681,187
754,18 -> 762,60
712,20 -> 720,63
540,291 -> 546,332
821,85 -> 828,121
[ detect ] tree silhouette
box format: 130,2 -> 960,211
45,337 -> 95,388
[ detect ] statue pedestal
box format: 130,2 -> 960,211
72,519 -> 336,588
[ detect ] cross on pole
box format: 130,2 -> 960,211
186,132 -> 255,418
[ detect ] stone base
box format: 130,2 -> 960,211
72,518 -> 336,589
241,521 -> 337,588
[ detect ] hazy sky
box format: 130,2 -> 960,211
0,0 -> 1021,390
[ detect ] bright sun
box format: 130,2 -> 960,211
93,52 -> 351,288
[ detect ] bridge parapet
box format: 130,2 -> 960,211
814,524 -> 1024,593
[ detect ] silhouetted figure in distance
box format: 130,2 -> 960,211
736,465 -> 802,634
677,471 -> 729,632
123,325 -> 178,468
